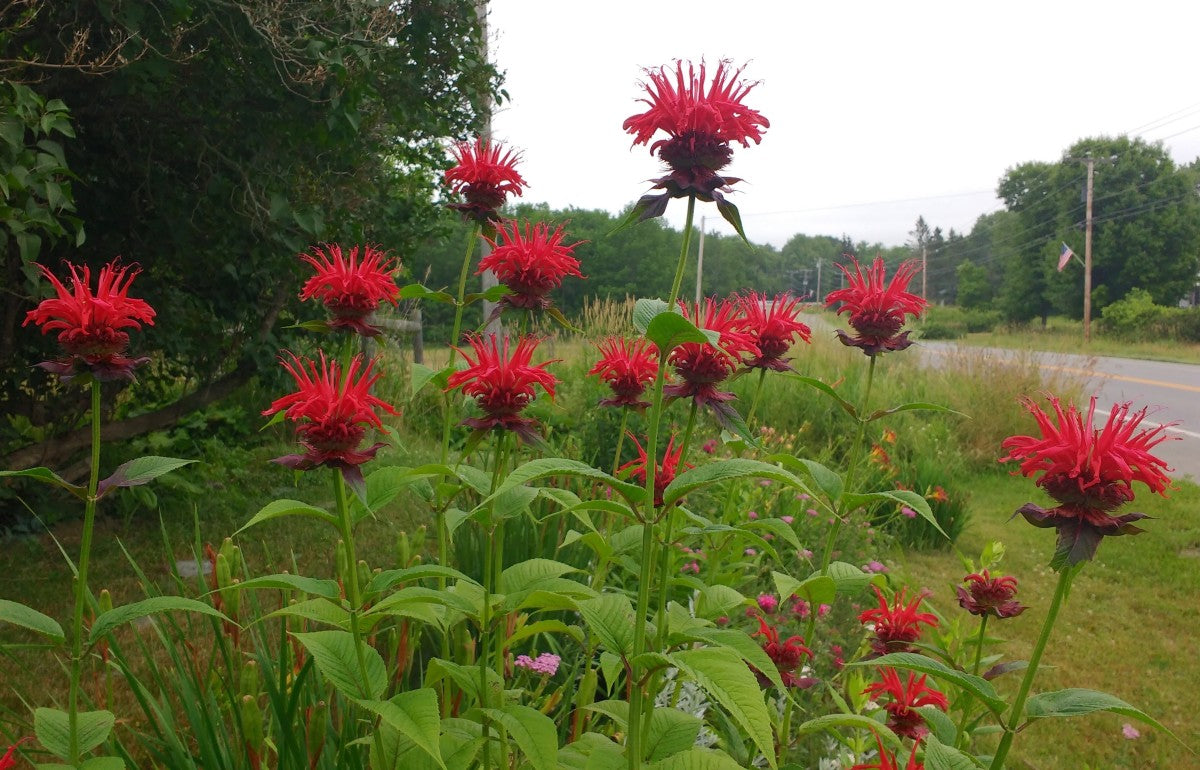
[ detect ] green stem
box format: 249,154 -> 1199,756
972,614 -> 989,677
332,471 -> 387,763
627,195 -> 697,770
479,430 -> 511,770
955,614 -> 991,748
611,411 -> 630,477
652,402 -> 698,652
67,379 -> 102,764
745,368 -> 769,426
989,567 -> 1075,770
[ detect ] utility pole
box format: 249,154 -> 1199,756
921,246 -> 927,302
694,215 -> 706,305
1082,157 -> 1095,343
815,259 -> 822,302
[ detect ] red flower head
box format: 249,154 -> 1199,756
445,137 -> 527,225
620,433 -> 691,507
23,260 -> 156,381
751,615 -> 814,689
825,256 -> 927,356
1000,395 -> 1175,568
665,297 -> 758,426
478,220 -> 584,312
858,585 -> 938,656
0,738 -> 30,770
446,334 -> 557,445
850,736 -> 924,770
622,60 -> 768,228
263,352 -> 399,487
864,668 -> 949,740
587,337 -> 660,410
957,570 -> 1026,619
738,291 -> 812,371
299,244 -> 400,336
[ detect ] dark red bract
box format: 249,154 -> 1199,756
445,137 -> 527,225
665,297 -> 757,425
957,570 -> 1026,619
751,615 -> 814,689
858,585 -> 938,656
850,736 -> 924,770
825,256 -> 927,356
863,668 -> 948,740
263,352 -> 399,484
23,259 -> 156,381
446,334 -> 557,445
478,220 -> 584,311
738,291 -> 811,371
587,337 -> 660,409
299,244 -> 400,336
1000,395 -> 1175,567
620,433 -> 689,507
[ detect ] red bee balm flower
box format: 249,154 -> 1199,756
299,244 -> 400,336
623,60 -> 768,225
738,291 -> 811,371
751,615 -> 814,689
587,337 -> 659,409
446,334 -> 557,445
445,137 -> 527,224
957,570 -> 1026,619
825,256 -> 927,356
1000,395 -> 1175,568
0,738 -> 30,770
620,433 -> 691,507
665,297 -> 758,426
858,585 -> 938,656
863,668 -> 949,740
23,260 -> 156,381
478,220 -> 584,311
263,352 -> 399,486
850,736 -> 924,770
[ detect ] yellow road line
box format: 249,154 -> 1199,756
1037,362 -> 1200,394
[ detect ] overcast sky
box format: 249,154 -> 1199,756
485,1 -> 1200,249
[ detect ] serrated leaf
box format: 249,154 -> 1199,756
744,517 -> 801,551
1023,688 -> 1170,734
662,459 -> 809,506
236,498 -> 337,534
399,283 -> 456,304
633,298 -> 672,334
845,489 -> 949,540
919,704 -> 959,747
788,375 -> 858,419
80,758 -> 126,770
644,311 -> 712,352
866,402 -> 966,422
577,594 -> 637,659
648,748 -> 746,770
463,283 -> 511,303
0,466 -> 85,497
681,627 -> 785,692
0,599 -> 65,643
35,707 -> 114,760
849,652 -> 1006,715
644,707 -> 703,762
411,363 -> 454,397
772,572 -> 836,605
672,647 -> 777,769
822,561 -> 884,595
485,458 -> 645,506
792,712 -> 905,752
360,689 -> 445,769
365,586 -> 478,621
89,596 -> 228,644
769,455 -> 843,504
369,564 -> 477,594
263,597 -> 352,630
923,734 -> 984,769
293,630 -> 387,701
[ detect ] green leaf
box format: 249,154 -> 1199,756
369,564 -> 477,594
501,558 -> 581,594
923,734 -> 984,769
919,705 -> 960,747
482,704 -> 559,770
424,658 -> 502,704
849,652 -> 1006,716
672,647 -> 777,769
845,489 -> 948,540
772,572 -> 836,605
231,573 -> 341,600
1023,688 -> 1170,734
0,466 -> 85,497
715,196 -> 748,242
411,363 -> 454,397
822,561 -> 885,595
263,598 -> 352,630
486,458 -> 645,506
0,599 -> 65,643
293,630 -> 387,701
633,298 -> 672,334
644,707 -> 703,762
236,498 -> 337,534
744,517 -> 801,551
681,627 -> 785,692
505,619 -> 583,646
80,758 -> 127,770
399,283 -> 456,304
577,593 -> 637,659
35,707 -> 114,759
89,596 -> 229,644
647,748 -> 745,770
365,586 -> 478,621
788,375 -> 858,419
792,713 -> 905,752
94,455 -> 193,495
644,311 -> 714,353
463,283 -> 511,303
360,689 -> 445,769
662,459 -> 809,506
866,402 -> 965,422
769,455 -> 843,504
288,319 -> 332,334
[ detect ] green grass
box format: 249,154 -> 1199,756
950,318 -> 1200,365
898,471 -> 1200,768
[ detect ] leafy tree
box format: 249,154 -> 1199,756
1,0 -> 500,468
955,259 -> 992,309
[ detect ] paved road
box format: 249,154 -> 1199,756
921,343 -> 1200,482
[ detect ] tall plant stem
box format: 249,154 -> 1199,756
653,403 -> 698,649
332,470 -> 386,763
807,355 -> 877,644
990,567 -> 1075,770
611,410 -> 630,477
746,368 -> 769,426
955,614 -> 992,747
479,431 -> 512,770
627,195 -> 697,770
67,379 -> 102,764
972,615 -> 990,677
